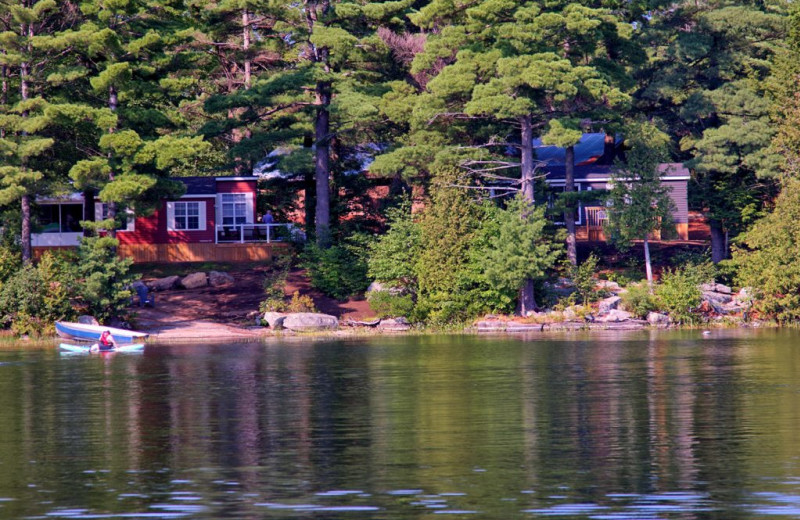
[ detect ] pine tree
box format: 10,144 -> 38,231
199,0 -> 410,245
68,0 -> 209,236
605,123 -> 676,286
0,0 -> 84,262
373,0 -> 632,307
636,1 -> 788,263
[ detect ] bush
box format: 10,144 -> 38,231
76,237 -> 136,322
262,255 -> 292,301
0,253 -> 77,336
0,247 -> 21,285
567,253 -> 600,305
367,199 -> 420,294
287,291 -> 317,313
260,290 -> 318,314
655,267 -> 703,324
302,236 -> 370,301
367,290 -> 415,319
621,282 -> 656,319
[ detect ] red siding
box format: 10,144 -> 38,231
117,198 -> 216,245
217,179 -> 258,222
217,180 -> 256,193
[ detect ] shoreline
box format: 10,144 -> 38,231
137,316 -> 772,343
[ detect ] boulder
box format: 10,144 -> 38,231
283,312 -> 339,331
180,272 -> 208,289
700,283 -> 717,292
367,281 -> 386,293
263,311 -> 287,329
149,275 -> 180,292
475,320 -> 507,331
598,296 -> 622,314
715,283 -> 732,295
702,291 -> 732,305
209,270 -> 235,287
563,306 -> 579,321
378,317 -> 411,331
647,312 -> 670,325
596,309 -> 633,323
77,315 -> 99,326
596,280 -> 622,293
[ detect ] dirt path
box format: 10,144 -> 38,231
133,266 -> 374,342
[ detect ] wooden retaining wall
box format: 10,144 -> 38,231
117,243 -> 291,263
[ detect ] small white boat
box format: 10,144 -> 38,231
55,321 -> 149,344
59,343 -> 145,353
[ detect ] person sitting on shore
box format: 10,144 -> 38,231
91,330 -> 117,352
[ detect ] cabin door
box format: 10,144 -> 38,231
585,206 -> 608,241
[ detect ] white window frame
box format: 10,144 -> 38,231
217,192 -> 253,227
95,203 -> 135,232
166,200 -> 206,231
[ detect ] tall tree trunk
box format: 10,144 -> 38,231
564,145 -> 577,266
1,55 -> 7,138
106,85 -> 118,240
242,10 -> 251,89
304,170 -> 316,238
644,237 -> 653,287
519,114 -> 535,204
709,219 -> 726,264
83,190 -> 95,237
21,194 -> 31,263
517,279 -> 537,316
517,114 -> 538,313
19,21 -> 32,264
314,80 -> 331,246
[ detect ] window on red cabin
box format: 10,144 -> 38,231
221,194 -> 247,226
174,202 -> 201,230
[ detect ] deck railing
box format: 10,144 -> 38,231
215,223 -> 298,244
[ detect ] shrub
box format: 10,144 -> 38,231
367,290 -> 415,318
262,255 -> 292,301
621,282 -> 657,319
287,291 -> 317,313
302,236 -> 370,301
567,253 -> 600,305
0,251 -> 79,335
367,199 -> 420,294
655,267 -> 703,324
76,236 -> 136,322
0,247 -> 21,285
732,179 -> 800,321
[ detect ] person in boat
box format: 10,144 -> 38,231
91,330 -> 117,352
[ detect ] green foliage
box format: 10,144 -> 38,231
0,252 -> 76,335
302,235 -> 370,301
621,282 -> 656,319
260,290 -> 318,314
0,247 -> 21,285
367,290 -> 415,319
480,195 -> 563,300
414,171 -> 490,324
654,267 -> 704,324
567,253 -> 600,305
606,123 -> 676,248
367,199 -> 420,293
732,179 -> 800,321
75,236 -> 136,322
262,255 -> 292,301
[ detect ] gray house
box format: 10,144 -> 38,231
537,134 -> 690,241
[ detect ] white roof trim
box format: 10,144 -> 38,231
179,194 -> 216,199
547,176 -> 690,184
215,176 -> 258,181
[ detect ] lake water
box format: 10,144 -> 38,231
2,329 -> 800,519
